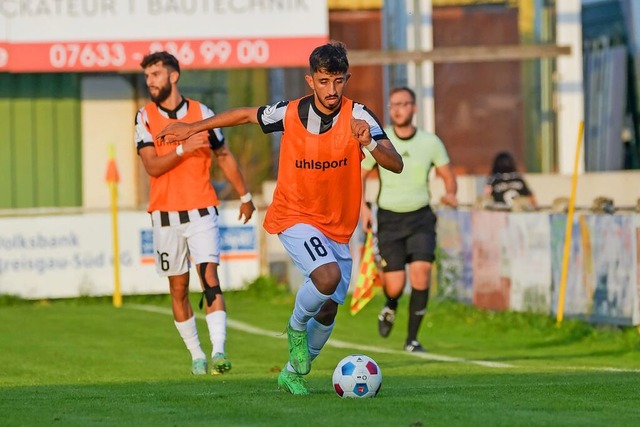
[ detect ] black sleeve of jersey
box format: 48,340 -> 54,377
134,114 -> 154,152
208,129 -> 225,150
137,141 -> 154,152
361,105 -> 389,141
257,100 -> 288,134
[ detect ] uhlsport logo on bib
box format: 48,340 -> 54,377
295,157 -> 348,171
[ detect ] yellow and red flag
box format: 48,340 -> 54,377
105,145 -> 122,308
104,150 -> 120,184
350,231 -> 382,315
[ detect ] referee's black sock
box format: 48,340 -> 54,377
407,288 -> 429,342
385,297 -> 399,311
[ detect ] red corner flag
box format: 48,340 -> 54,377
350,231 -> 382,315
105,158 -> 120,183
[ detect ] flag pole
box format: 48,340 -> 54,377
556,121 -> 584,324
105,144 -> 122,308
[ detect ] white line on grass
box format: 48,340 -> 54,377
544,366 -> 640,373
128,304 -> 513,369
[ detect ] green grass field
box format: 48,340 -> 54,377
1,284 -> 639,427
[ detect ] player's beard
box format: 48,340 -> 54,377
392,115 -> 413,127
149,82 -> 171,104
319,96 -> 341,113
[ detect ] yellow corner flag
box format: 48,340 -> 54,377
350,231 -> 382,315
105,144 -> 122,308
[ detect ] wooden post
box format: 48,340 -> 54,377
347,44 -> 571,65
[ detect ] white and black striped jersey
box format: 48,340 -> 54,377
257,95 -> 388,140
134,97 -> 224,151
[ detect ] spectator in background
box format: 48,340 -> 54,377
484,151 -> 537,209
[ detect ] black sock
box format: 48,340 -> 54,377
407,288 -> 429,342
385,297 -> 399,311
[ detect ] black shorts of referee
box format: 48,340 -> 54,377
377,205 -> 437,273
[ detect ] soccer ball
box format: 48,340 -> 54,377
332,354 -> 382,398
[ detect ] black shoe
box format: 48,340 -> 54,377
404,340 -> 427,353
377,307 -> 395,338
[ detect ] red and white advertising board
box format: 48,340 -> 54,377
0,0 -> 328,72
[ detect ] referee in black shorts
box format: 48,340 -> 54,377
360,86 -> 458,352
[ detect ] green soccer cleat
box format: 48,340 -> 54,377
191,358 -> 208,375
287,323 -> 310,375
277,368 -> 309,395
211,352 -> 232,375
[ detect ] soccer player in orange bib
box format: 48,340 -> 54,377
135,51 -> 255,376
158,41 -> 403,394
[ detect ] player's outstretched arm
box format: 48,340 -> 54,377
158,107 -> 260,143
139,131 -> 210,177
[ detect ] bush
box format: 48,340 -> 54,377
242,275 -> 290,298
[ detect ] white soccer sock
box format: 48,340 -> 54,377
307,318 -> 334,362
174,316 -> 206,360
289,278 -> 331,331
206,310 -> 227,356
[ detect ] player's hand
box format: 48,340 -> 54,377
440,193 -> 458,208
181,131 -> 210,154
157,122 -> 196,143
351,118 -> 372,146
238,200 -> 256,224
360,204 -> 373,232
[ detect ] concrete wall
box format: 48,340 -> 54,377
429,171 -> 640,209
436,209 -> 640,326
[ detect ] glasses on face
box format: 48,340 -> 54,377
388,101 -> 414,109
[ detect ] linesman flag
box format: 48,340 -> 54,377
350,231 -> 382,315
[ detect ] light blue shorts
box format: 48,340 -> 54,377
278,223 -> 353,305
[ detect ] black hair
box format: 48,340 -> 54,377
140,51 -> 180,74
491,151 -> 518,174
308,40 -> 349,75
389,86 -> 416,103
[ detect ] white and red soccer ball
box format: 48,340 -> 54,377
332,354 -> 382,398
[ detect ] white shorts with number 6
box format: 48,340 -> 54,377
278,223 -> 352,305
152,208 -> 220,277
